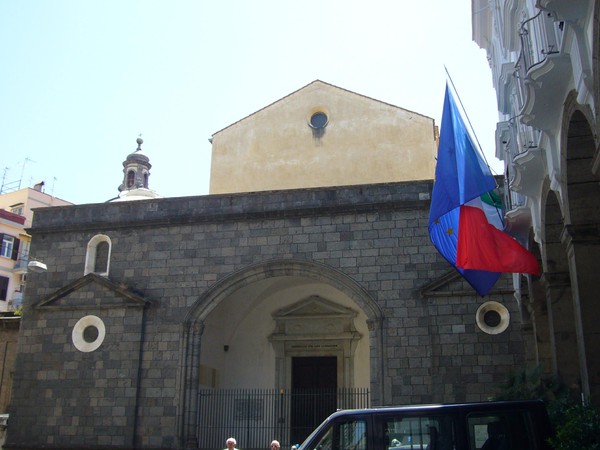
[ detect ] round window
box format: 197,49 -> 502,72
72,315 -> 106,352
476,301 -> 510,335
483,310 -> 502,327
83,325 -> 100,343
309,112 -> 328,129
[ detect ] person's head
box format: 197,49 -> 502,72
227,438 -> 237,449
271,440 -> 280,450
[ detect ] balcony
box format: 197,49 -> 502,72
12,257 -> 29,274
505,205 -> 533,240
516,10 -> 571,130
8,292 -> 23,310
510,146 -> 545,197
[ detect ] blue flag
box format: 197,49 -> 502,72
429,85 -> 501,296
429,85 -> 539,296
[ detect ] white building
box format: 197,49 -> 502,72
473,0 -> 600,404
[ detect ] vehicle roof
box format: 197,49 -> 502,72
324,399 -> 546,418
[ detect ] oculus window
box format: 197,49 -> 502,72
310,112 -> 328,129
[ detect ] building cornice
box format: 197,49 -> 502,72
27,181 -> 434,234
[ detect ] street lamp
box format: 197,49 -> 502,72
27,260 -> 47,273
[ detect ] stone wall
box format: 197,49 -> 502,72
6,181 -> 523,449
0,316 -> 19,414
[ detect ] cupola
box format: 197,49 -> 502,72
109,137 -> 161,202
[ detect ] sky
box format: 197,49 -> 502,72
0,0 -> 501,205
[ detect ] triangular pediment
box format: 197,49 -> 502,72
35,273 -> 149,309
273,295 -> 356,319
420,270 -> 513,297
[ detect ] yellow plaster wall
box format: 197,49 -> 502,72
209,81 -> 438,194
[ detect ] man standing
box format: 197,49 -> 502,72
225,437 -> 239,450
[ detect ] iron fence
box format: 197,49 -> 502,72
197,388 -> 370,450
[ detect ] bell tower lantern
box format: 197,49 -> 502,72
119,137 -> 151,192
110,137 -> 160,202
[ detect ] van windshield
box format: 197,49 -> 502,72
302,418 -> 367,450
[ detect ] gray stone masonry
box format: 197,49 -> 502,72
7,181 -> 523,449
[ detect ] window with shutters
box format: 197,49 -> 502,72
0,234 -> 19,260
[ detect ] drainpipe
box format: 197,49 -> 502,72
132,303 -> 149,448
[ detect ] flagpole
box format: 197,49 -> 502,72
443,66 -> 504,228
443,66 -> 498,178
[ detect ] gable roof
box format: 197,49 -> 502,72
211,79 -> 434,137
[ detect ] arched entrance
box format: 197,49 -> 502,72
540,107 -> 600,404
561,109 -> 600,403
178,259 -> 383,449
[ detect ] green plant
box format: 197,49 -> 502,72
493,365 -> 567,402
494,365 -> 600,449
548,401 -> 600,450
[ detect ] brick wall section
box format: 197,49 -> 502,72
8,181 -> 524,449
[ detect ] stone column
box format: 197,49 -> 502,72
562,224 -> 600,403
541,271 -> 578,385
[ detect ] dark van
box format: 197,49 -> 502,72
298,400 -> 553,450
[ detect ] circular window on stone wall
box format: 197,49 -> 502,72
476,301 -> 510,335
72,315 -> 106,352
309,112 -> 328,129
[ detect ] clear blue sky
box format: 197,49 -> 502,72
0,0 -> 500,205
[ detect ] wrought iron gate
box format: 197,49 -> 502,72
197,388 -> 370,450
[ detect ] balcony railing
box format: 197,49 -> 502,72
519,10 -> 562,73
13,256 -> 29,272
196,388 -> 370,450
513,9 -> 564,116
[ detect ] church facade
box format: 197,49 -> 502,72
7,81 -> 526,450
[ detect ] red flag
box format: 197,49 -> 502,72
457,205 -> 540,275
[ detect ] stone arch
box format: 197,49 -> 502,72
185,258 -> 382,324
559,103 -> 600,404
559,92 -> 599,223
178,258 -> 383,448
537,98 -> 600,406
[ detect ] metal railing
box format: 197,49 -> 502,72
512,9 -> 564,114
519,10 -> 562,74
196,388 -> 370,450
